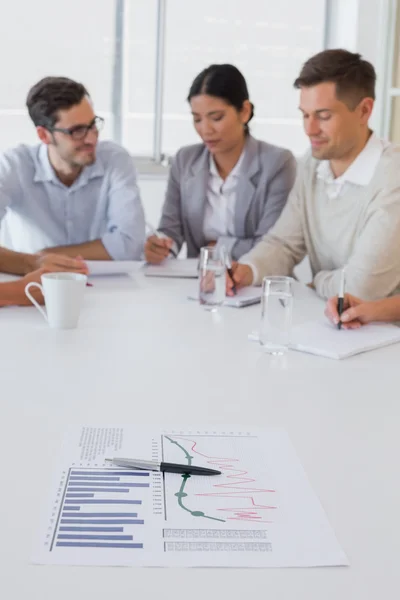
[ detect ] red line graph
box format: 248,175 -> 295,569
171,436 -> 277,523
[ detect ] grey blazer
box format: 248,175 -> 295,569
158,135 -> 296,260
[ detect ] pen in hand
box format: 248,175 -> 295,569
225,254 -> 236,295
146,222 -> 177,259
337,268 -> 346,330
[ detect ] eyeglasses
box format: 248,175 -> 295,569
49,116 -> 105,141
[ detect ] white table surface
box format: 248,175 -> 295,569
1,270 -> 399,599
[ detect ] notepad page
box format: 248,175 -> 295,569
290,320 -> 400,359
188,286 -> 262,308
143,259 -> 199,278
224,286 -> 262,307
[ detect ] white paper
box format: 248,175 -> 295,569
189,286 -> 262,308
249,320 -> 400,359
290,320 -> 400,359
87,261 -> 138,276
143,258 -> 199,278
32,426 -> 348,568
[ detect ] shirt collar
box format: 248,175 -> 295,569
209,145 -> 246,179
34,143 -> 104,185
316,132 -> 385,186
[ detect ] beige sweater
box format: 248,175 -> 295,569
241,145 -> 400,300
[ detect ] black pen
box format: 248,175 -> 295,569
225,254 -> 237,295
107,457 -> 221,476
337,268 -> 346,330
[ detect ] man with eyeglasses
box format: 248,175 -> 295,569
0,76 -> 145,275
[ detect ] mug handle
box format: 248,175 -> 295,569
24,282 -> 48,322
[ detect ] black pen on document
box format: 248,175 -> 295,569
106,457 -> 221,476
337,268 -> 346,330
146,222 -> 177,258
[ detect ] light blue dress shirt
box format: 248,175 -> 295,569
0,140 -> 145,259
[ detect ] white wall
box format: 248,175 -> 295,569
139,177 -> 167,227
326,0 -> 390,134
355,0 -> 392,135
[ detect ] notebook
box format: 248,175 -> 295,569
250,320 -> 400,359
87,261 -> 137,276
189,286 -> 262,308
143,259 -> 199,278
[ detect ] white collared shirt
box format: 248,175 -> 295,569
316,132 -> 388,199
0,141 -> 145,258
202,150 -> 245,242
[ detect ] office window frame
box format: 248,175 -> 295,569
113,0 -> 330,170
0,0 -> 330,173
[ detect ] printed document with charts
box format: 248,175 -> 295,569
32,426 -> 347,568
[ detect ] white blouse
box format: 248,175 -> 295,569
202,150 -> 245,243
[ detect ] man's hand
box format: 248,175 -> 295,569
144,235 -> 173,264
226,263 -> 253,296
325,293 -> 379,329
31,252 -> 88,274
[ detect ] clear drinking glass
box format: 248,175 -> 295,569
259,276 -> 293,355
199,246 -> 226,311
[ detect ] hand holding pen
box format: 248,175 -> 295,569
144,222 -> 177,264
225,253 -> 237,295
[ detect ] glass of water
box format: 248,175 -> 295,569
199,246 -> 226,311
259,276 -> 293,355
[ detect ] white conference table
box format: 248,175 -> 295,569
1,270 -> 399,599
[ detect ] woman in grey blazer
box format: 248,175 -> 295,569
145,64 -> 296,263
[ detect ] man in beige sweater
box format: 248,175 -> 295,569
227,49 -> 400,301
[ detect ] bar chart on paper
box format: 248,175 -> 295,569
38,464 -> 164,565
54,468 -> 151,550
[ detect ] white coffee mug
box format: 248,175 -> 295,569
25,272 -> 87,329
